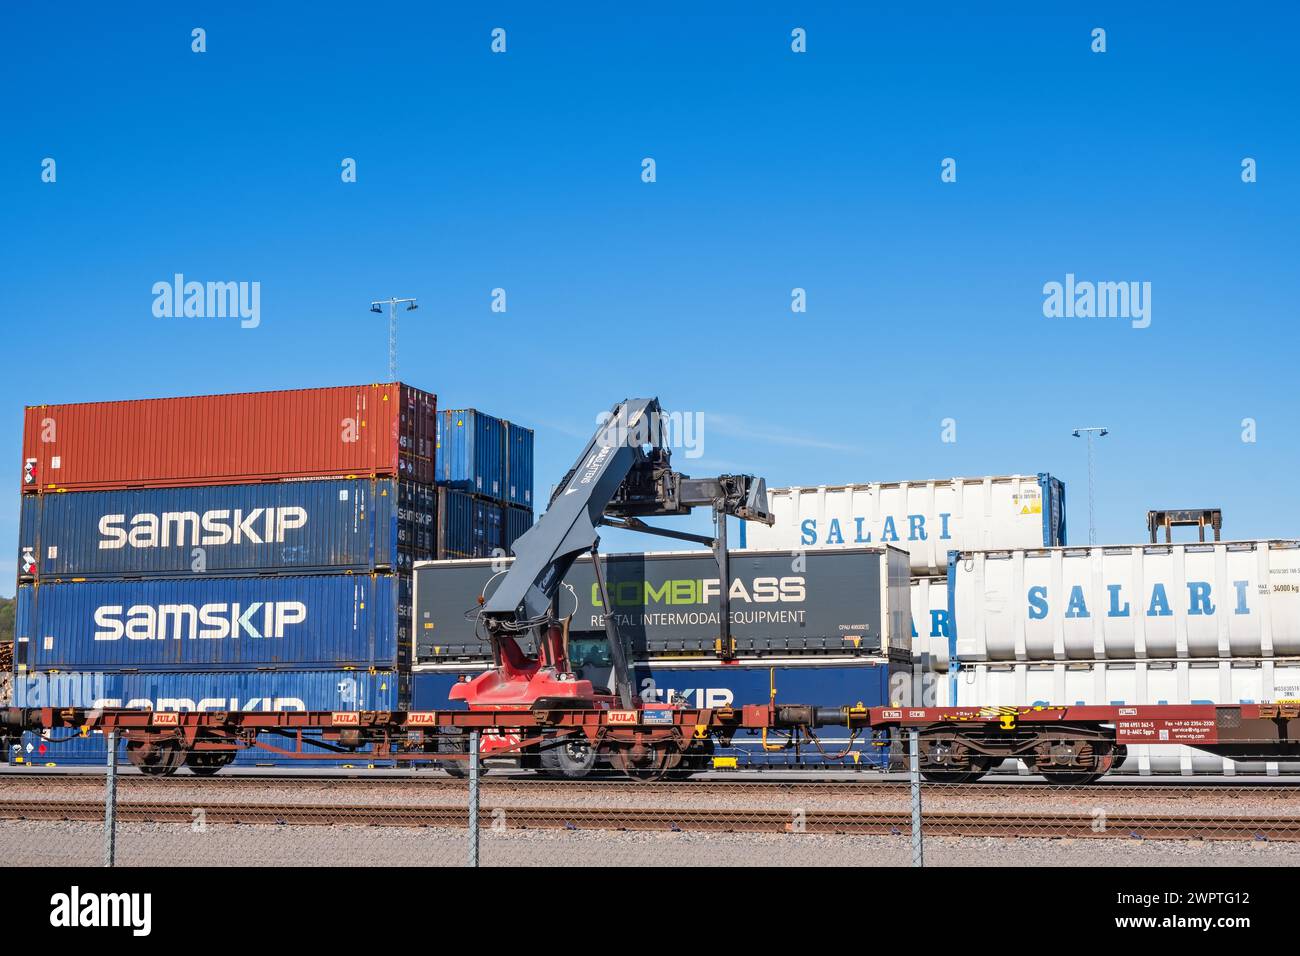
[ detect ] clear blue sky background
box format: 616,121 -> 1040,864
2,3 -> 1296,597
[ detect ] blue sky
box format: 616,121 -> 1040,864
2,3 -> 1297,596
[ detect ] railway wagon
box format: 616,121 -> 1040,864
13,699 -> 1296,784
413,656 -> 902,769
949,657 -> 1300,775
10,669 -> 404,769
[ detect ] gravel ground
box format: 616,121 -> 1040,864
4,819 -> 1299,867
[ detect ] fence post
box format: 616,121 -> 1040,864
104,730 -> 118,868
468,729 -> 480,867
909,727 -> 923,867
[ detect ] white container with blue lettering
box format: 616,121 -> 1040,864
740,474 -> 1065,578
950,540 -> 1300,661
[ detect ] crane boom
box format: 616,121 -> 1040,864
482,398 -> 659,623
450,398 -> 773,711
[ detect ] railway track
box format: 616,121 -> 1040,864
3,798 -> 1297,840
7,773 -> 1300,800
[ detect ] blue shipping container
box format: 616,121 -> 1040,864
437,409 -> 506,499
505,422 -> 534,507
472,498 -> 504,556
15,574 -> 409,672
18,479 -> 435,582
412,658 -> 898,768
504,505 -> 533,553
437,488 -> 506,559
11,669 -> 403,768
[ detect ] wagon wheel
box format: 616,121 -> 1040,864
609,742 -> 677,781
1032,739 -> 1106,785
185,750 -> 236,776
127,737 -> 185,777
918,737 -> 989,783
662,740 -> 714,780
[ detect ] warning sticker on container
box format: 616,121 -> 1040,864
1115,717 -> 1217,744
1013,488 -> 1042,516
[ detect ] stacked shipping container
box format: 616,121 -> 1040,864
21,383 -> 437,491
414,549 -> 913,661
740,473 -> 1067,677
947,540 -> 1300,663
13,383 -> 440,767
19,478 -> 436,578
740,474 -> 1067,576
435,409 -> 533,558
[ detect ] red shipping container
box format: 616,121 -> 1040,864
21,383 -> 436,493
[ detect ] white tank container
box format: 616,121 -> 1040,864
911,576 -> 951,671
951,658 -> 1300,774
952,540 -> 1300,662
740,474 -> 1065,578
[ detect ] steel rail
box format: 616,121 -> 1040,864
4,799 -> 1299,840
6,774 -> 1300,799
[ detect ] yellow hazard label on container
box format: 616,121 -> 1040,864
1014,489 -> 1043,515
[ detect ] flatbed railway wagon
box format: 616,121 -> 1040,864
6,701 -> 1300,783
413,656 -> 904,770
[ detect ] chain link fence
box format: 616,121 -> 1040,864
6,730 -> 1300,867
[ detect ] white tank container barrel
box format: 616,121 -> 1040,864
951,539 -> 1300,662
740,474 -> 1066,578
